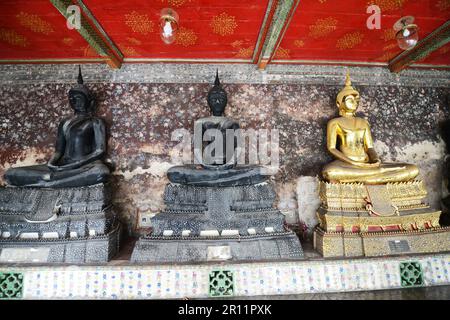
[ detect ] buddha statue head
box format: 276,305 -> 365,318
336,72 -> 360,116
207,70 -> 228,116
68,66 -> 95,115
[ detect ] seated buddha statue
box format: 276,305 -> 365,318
167,71 -> 269,187
4,66 -> 110,188
322,72 -> 419,184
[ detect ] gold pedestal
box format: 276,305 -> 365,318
313,181 -> 450,257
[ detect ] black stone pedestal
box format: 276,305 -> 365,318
0,183 -> 121,263
131,181 -> 304,263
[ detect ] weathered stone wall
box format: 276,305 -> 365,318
0,64 -> 449,236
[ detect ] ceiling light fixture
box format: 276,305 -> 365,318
393,16 -> 419,51
159,8 -> 179,44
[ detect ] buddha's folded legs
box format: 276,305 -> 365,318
4,160 -> 110,188
5,164 -> 51,186
322,160 -> 419,184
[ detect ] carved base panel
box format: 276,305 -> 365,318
0,224 -> 121,264
0,183 -> 121,263
131,231 -> 303,263
314,226 -> 450,258
317,207 -> 442,233
319,181 -> 428,213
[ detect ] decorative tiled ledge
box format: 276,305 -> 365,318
0,64 -> 448,87
0,252 -> 448,299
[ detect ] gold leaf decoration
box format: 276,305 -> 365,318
16,12 -> 54,35
376,51 -> 398,61
382,28 -> 396,41
83,45 -> 98,57
122,46 -> 139,56
436,0 -> 450,10
367,0 -> 407,11
383,43 -> 398,51
294,39 -> 305,48
336,31 -> 364,50
175,27 -> 197,46
160,0 -> 191,6
235,46 -> 254,59
274,47 -> 290,59
62,37 -> 74,46
0,28 -> 28,47
125,11 -> 154,35
231,40 -> 243,48
127,37 -> 142,45
308,17 -> 338,39
210,13 -> 237,36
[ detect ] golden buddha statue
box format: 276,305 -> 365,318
322,72 -> 419,184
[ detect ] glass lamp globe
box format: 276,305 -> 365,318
159,8 -> 179,44
394,16 -> 419,51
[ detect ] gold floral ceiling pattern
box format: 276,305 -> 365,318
62,37 -> 74,46
0,28 -> 28,47
0,0 -> 447,66
125,11 -> 154,35
308,17 -> 338,39
16,12 -> 54,35
121,46 -> 139,56
294,40 -> 305,48
367,0 -> 407,11
234,46 -> 254,59
127,37 -> 142,46
210,12 -> 238,36
175,27 -> 197,46
160,0 -> 192,7
274,47 -> 290,59
436,0 -> 450,10
336,31 -> 364,50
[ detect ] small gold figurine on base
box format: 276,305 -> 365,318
313,72 -> 450,258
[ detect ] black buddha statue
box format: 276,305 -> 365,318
167,71 -> 269,187
195,70 -> 240,169
131,71 -> 303,263
4,66 -> 110,188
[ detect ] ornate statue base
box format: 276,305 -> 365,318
0,183 -> 121,263
131,171 -> 303,263
313,181 -> 450,257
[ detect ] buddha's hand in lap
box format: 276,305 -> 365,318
347,159 -> 381,168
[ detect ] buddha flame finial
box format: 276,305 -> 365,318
345,70 -> 351,87
207,70 -> 228,116
214,69 -> 220,86
336,70 -> 359,108
77,65 -> 84,85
